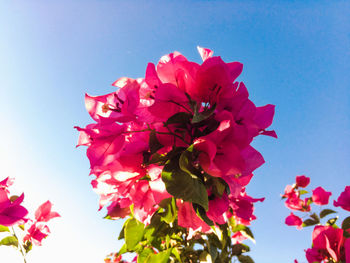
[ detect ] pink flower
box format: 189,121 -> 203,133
345,238 -> 350,263
35,200 -> 60,222
177,200 -> 211,233
285,212 -> 303,229
0,190 -> 28,226
232,231 -> 247,244
23,223 -> 50,246
295,175 -> 310,188
312,187 -> 332,205
312,225 -> 344,261
305,248 -> 325,263
197,46 -> 214,62
334,186 -> 350,211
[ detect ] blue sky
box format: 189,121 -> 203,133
0,1 -> 349,262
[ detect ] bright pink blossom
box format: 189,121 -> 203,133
334,186 -> 350,211
296,175 -> 310,188
285,212 -> 303,229
23,223 -> 50,246
0,190 -> 28,226
305,248 -> 325,263
312,187 -> 331,205
312,225 -> 344,261
35,200 -> 60,222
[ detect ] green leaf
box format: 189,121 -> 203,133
158,198 -> 177,224
137,248 -> 153,263
162,156 -> 208,211
145,249 -> 171,263
232,244 -> 250,256
124,219 -> 145,250
302,218 -> 319,227
320,209 -> 337,219
238,255 -> 254,263
171,248 -> 182,263
310,213 -> 320,224
149,130 -> 164,154
192,103 -> 217,124
342,216 -> 350,230
165,112 -> 192,126
0,236 -> 18,247
326,217 -> 338,226
0,225 -> 10,232
298,190 -> 308,195
209,244 -> 218,262
23,240 -> 32,253
179,144 -> 195,175
241,227 -> 255,243
118,244 -> 127,255
193,203 -> 214,226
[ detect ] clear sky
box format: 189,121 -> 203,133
0,1 -> 349,262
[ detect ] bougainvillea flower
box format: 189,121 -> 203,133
193,56 -> 242,104
232,231 -> 247,244
76,47 -> 275,241
312,225 -> 344,261
334,186 -> 350,211
0,190 -> 28,226
23,223 -> 50,246
197,46 -> 214,62
156,51 -> 199,95
35,200 -> 60,222
229,192 -> 264,225
295,175 -> 310,188
207,193 -> 229,224
285,212 -> 303,229
345,238 -> 350,263
312,187 -> 332,205
177,200 -> 211,233
0,177 -> 14,191
305,248 -> 325,263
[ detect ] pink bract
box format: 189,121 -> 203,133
312,187 -> 332,206
334,186 -> 350,211
0,190 -> 28,227
35,200 -> 60,222
285,212 -> 303,229
76,47 -> 276,236
312,225 -> 343,262
295,175 -> 310,188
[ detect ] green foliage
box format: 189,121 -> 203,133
341,216 -> 350,230
0,225 -> 10,232
0,236 -> 18,248
192,103 -> 217,124
302,213 -> 320,227
162,153 -> 208,211
319,209 -> 337,219
124,218 -> 145,251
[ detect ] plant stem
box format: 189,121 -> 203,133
11,227 -> 27,263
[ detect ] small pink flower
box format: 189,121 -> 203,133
305,248 -> 325,263
312,187 -> 332,205
285,212 -> 303,229
0,190 -> 28,226
334,186 -> 350,211
35,200 -> 60,222
295,175 -> 310,188
345,238 -> 350,263
312,225 -> 343,261
23,223 -> 50,246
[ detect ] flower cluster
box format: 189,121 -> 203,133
283,176 -> 350,263
76,47 -> 276,262
0,177 -> 59,259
